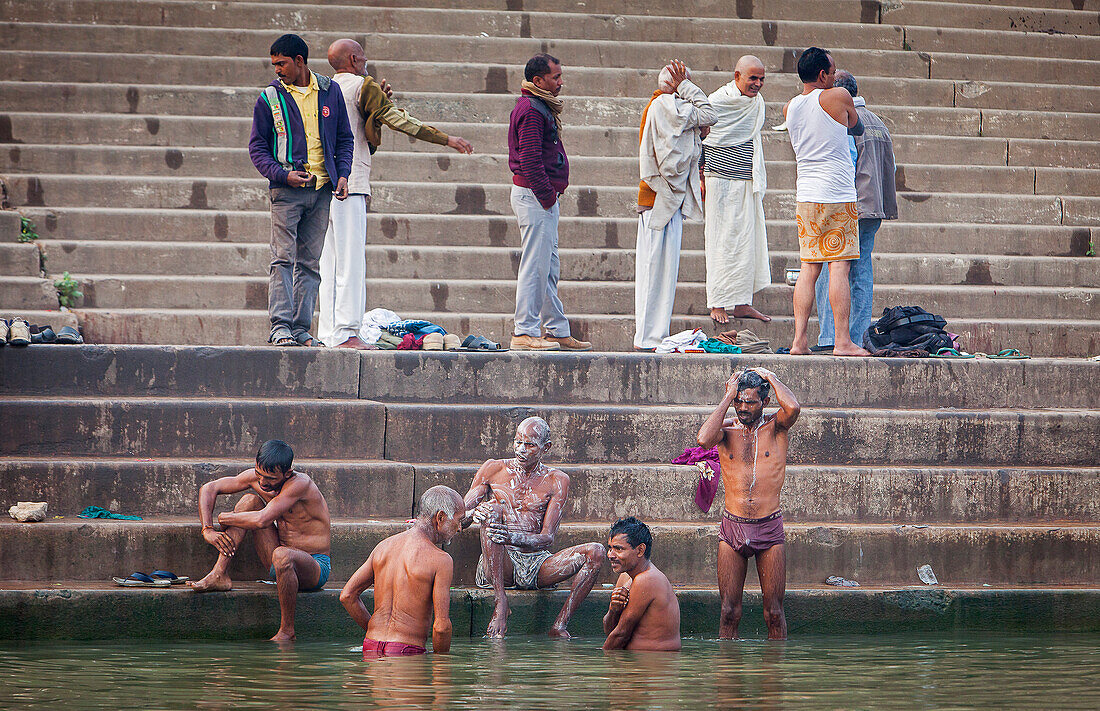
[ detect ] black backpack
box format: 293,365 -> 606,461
864,306 -> 954,354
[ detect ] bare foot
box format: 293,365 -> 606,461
732,305 -> 772,323
548,626 -> 572,640
269,630 -> 295,642
789,338 -> 811,355
710,307 -> 729,324
188,572 -> 232,593
832,343 -> 871,357
486,606 -> 509,638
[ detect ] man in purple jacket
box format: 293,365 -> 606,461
249,34 -> 354,347
507,54 -> 591,351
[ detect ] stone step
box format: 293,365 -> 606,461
5,175 -> 1087,227
5,347 -> 1098,409
4,456 -> 1096,523
14,51 -> 1099,115
0,242 -> 40,277
5,0 -> 1099,51
6,395 -> 1091,465
19,208 -> 1098,257
931,0 -> 1099,10
0,276 -> 56,310
0,309 -> 79,330
217,0 -> 1100,36
6,77 -> 1100,145
1,518 -> 1095,585
0,397 -> 386,459
13,24 -> 1100,88
60,274 -> 1100,321
57,308 -> 1100,356
40,240 -> 1100,289
10,146 -> 1100,198
4,585 -> 1095,640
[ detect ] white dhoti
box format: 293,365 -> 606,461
704,176 -> 770,309
318,193 -> 369,346
634,208 -> 683,350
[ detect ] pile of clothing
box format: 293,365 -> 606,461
655,328 -> 771,355
359,309 -> 457,350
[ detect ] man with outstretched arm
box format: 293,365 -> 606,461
697,368 -> 800,640
340,486 -> 464,657
603,517 -> 681,651
463,416 -> 605,638
190,439 -> 332,642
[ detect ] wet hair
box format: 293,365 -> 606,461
270,34 -> 309,62
417,485 -> 461,520
609,517 -> 652,559
834,70 -> 859,98
256,439 -> 294,474
518,416 -> 551,446
524,53 -> 560,82
737,371 -> 771,401
797,47 -> 832,83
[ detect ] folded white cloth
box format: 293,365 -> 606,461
656,328 -> 706,354
358,308 -> 400,345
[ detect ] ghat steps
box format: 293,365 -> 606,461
0,0 -> 1098,350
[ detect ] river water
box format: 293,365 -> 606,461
1,633 -> 1097,709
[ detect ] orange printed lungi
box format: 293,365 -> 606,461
795,201 -> 860,262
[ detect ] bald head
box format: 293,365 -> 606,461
734,55 -> 766,97
328,38 -> 365,74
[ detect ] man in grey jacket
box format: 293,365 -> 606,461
814,70 -> 898,350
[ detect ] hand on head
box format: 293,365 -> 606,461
659,59 -> 689,93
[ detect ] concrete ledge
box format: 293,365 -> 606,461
0,585 -> 1095,640
1,520 -> 1095,586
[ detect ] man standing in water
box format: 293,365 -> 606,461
190,440 -> 332,642
340,486 -> 465,656
603,517 -> 681,651
697,368 -> 800,640
463,416 -> 605,638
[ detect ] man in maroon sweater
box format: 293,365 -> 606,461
507,54 -> 591,351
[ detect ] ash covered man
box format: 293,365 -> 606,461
702,55 -> 772,326
190,439 -> 332,642
318,39 -> 473,350
463,416 -> 605,638
340,486 -> 465,657
696,368 -> 800,640
634,60 -> 716,351
603,517 -> 682,651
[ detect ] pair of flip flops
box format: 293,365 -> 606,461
112,571 -> 189,587
457,335 -> 508,352
30,325 -> 83,344
935,348 -> 1030,360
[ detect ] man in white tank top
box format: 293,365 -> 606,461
782,48 -> 870,357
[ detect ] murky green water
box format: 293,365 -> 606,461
1,634 -> 1097,710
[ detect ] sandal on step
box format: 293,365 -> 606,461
458,335 -> 507,352
55,326 -> 83,344
934,348 -> 975,359
294,331 -> 322,347
112,572 -> 171,588
150,570 -> 190,584
269,327 -> 298,347
987,348 -> 1030,360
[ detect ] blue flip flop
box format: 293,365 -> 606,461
112,572 -> 171,587
150,570 -> 190,584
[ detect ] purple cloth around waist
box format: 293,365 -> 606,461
673,446 -> 721,513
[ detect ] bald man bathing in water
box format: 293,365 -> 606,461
463,416 -> 605,638
190,439 -> 332,642
340,486 -> 465,657
697,368 -> 800,640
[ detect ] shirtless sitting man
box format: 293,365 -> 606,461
603,517 -> 681,651
190,439 -> 332,642
340,485 -> 464,657
697,368 -> 800,640
463,416 -> 605,638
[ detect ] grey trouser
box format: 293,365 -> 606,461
511,186 -> 570,338
268,185 -> 332,339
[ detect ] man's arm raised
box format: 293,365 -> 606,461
461,460 -> 496,528
697,373 -> 741,448
603,576 -> 651,650
754,367 -> 800,430
217,476 -> 309,530
431,555 -> 454,654
339,552 -> 376,631
198,471 -> 256,555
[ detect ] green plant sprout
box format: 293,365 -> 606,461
54,271 -> 83,308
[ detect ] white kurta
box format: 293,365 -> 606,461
702,80 -> 771,309
634,208 -> 683,349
